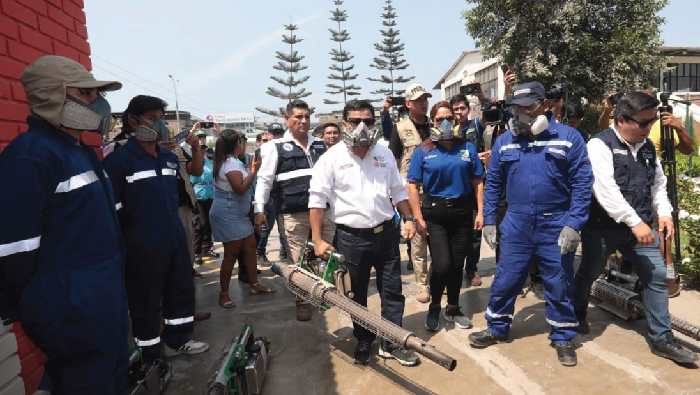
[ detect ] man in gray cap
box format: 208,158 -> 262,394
0,55 -> 129,393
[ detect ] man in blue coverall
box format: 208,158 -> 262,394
468,82 -> 593,367
104,95 -> 208,375
0,56 -> 129,394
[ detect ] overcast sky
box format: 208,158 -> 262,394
84,0 -> 696,120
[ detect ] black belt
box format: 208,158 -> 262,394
423,195 -> 469,208
337,219 -> 393,235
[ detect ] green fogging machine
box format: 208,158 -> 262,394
204,323 -> 271,395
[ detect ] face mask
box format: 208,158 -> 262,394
510,109 -> 549,136
133,117 -> 169,142
88,96 -> 114,135
60,94 -> 102,131
430,119 -> 458,141
342,121 -> 381,147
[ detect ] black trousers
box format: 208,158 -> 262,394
193,198 -> 213,254
336,222 -> 404,347
423,201 -> 472,305
465,192 -> 481,272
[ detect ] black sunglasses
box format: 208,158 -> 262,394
624,115 -> 658,128
346,118 -> 375,126
435,116 -> 456,123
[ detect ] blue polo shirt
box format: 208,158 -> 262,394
407,140 -> 483,198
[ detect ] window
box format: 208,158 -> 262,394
475,64 -> 499,99
445,81 -> 460,100
666,63 -> 700,92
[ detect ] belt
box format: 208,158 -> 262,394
337,219 -> 393,235
424,195 -> 469,208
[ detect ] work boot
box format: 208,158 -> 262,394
257,253 -> 272,267
465,271 -> 482,286
194,310 -> 211,321
379,344 -> 419,366
296,301 -> 312,321
443,305 -> 472,329
163,339 -> 209,357
194,254 -> 203,265
416,287 -> 430,304
575,309 -> 589,334
425,303 -> 441,332
648,332 -> 699,363
353,340 -> 372,365
468,330 -> 507,348
666,276 -> 681,298
553,343 -> 577,366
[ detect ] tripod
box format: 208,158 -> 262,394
659,72 -> 682,266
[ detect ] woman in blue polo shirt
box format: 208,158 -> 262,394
407,101 -> 484,332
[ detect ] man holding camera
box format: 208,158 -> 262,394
388,83 -> 432,303
470,82 -> 593,367
574,92 -> 697,363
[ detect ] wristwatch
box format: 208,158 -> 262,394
403,216 -> 415,223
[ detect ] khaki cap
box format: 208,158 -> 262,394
405,83 -> 432,101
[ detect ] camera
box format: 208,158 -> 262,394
500,64 -> 510,74
481,99 -> 513,126
609,92 -> 625,106
200,122 -> 214,129
392,96 -> 406,106
460,83 -> 482,96
546,83 -> 567,100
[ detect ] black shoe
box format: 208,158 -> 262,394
379,344 -> 419,366
443,306 -> 472,329
354,340 -> 372,365
406,260 -> 414,271
425,303 -> 441,332
468,330 -> 507,348
575,309 -> 589,334
194,254 -> 203,265
648,332 -> 699,364
204,250 -> 220,259
553,343 -> 577,366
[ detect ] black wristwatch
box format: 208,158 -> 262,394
403,216 -> 415,223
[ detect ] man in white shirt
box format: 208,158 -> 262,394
309,99 -> 419,367
253,100 -> 335,321
573,92 -> 697,364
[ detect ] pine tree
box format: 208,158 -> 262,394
368,0 -> 414,98
255,22 -> 312,117
324,0 -> 361,106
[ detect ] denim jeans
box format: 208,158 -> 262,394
256,198 -> 277,255
573,226 -> 671,342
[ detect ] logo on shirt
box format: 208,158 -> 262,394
283,142 -> 294,152
166,162 -> 178,169
339,163 -> 353,170
373,156 -> 385,162
548,147 -> 566,157
612,148 -> 628,155
460,149 -> 471,162
425,154 -> 437,160
641,149 -> 654,160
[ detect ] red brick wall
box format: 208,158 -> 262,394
0,1 -> 93,393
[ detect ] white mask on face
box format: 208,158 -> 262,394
342,121 -> 381,147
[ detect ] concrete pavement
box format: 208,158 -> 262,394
166,231 -> 700,395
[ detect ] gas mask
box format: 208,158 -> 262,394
509,106 -> 549,137
61,94 -> 112,133
341,121 -> 381,147
133,116 -> 170,142
429,119 -> 461,142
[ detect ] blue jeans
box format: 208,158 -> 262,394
256,196 -> 286,256
573,226 -> 671,342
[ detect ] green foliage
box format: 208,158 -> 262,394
463,0 -> 668,102
368,0 -> 414,98
676,176 -> 700,285
325,0 -> 361,106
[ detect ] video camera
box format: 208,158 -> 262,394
609,92 -> 625,106
546,83 -> 567,100
460,83 -> 482,96
481,99 -> 512,126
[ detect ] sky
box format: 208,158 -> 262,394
84,0 -> 697,121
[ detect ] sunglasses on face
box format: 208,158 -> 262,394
624,115 -> 658,128
435,116 -> 456,123
346,118 -> 375,127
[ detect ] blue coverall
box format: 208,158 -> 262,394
0,117 -> 129,394
483,114 -> 593,343
103,137 -> 195,362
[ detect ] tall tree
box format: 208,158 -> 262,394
368,0 -> 414,98
256,21 -> 312,117
324,0 -> 361,106
463,0 -> 668,101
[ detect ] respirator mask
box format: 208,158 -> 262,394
429,119 -> 461,142
133,116 -> 170,142
61,94 -> 113,134
341,121 -> 381,147
509,102 -> 549,136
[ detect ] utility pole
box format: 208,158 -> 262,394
168,74 -> 181,134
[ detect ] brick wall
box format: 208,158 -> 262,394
0,1 -> 93,393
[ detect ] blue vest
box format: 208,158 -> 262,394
275,139 -> 326,214
588,129 -> 656,229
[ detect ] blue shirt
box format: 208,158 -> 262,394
407,140 -> 484,198
380,113 -> 394,141
190,157 -> 214,200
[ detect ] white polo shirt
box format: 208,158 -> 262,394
309,141 -> 408,229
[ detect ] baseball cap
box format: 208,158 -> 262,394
511,82 -> 546,106
405,83 -> 433,101
268,122 -> 285,133
194,130 -> 207,137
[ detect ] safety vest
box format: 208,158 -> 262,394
396,118 -> 425,179
275,139 -> 327,214
588,129 -> 657,229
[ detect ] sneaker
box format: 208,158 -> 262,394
354,340 -> 372,365
163,339 -> 209,357
257,253 -> 272,267
204,250 -> 220,259
296,302 -> 312,321
666,277 -> 681,298
194,254 -> 203,265
465,271 -> 483,286
416,287 -> 430,304
648,332 -> 698,363
406,260 -> 414,271
553,343 -> 577,366
443,306 -> 472,329
379,344 -> 419,366
468,330 -> 507,348
425,303 -> 441,332
575,309 -> 589,334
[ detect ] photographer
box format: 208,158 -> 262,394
561,99 -> 590,142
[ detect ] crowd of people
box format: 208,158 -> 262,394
0,54 -> 698,394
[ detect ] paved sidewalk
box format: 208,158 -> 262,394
167,229 -> 700,395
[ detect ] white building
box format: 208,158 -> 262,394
433,50 -> 508,105
205,113 -> 256,139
